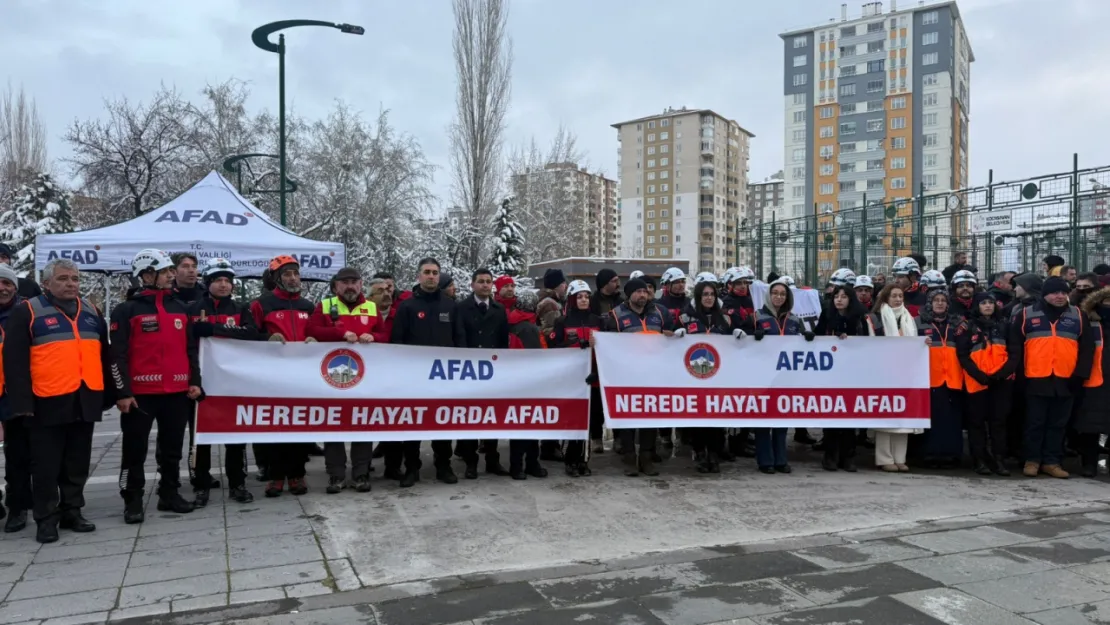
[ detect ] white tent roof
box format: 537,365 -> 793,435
35,171 -> 345,280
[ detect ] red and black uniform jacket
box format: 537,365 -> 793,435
249,289 -> 314,342
187,295 -> 263,342
305,294 -> 383,343
496,296 -> 544,349
657,292 -> 689,328
110,288 -> 201,397
550,307 -> 601,385
904,282 -> 928,317
722,289 -> 756,334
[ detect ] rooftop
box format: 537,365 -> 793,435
779,0 -> 962,38
611,107 -> 755,138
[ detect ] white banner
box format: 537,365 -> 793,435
196,340 -> 592,443
594,333 -> 930,429
750,281 -> 824,319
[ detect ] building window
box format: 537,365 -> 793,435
793,54 -> 807,67
866,118 -> 884,132
841,45 -> 857,58
839,121 -> 857,135
660,247 -> 669,255
647,236 -> 655,244
867,159 -> 884,171
867,60 -> 885,73
647,172 -> 656,180
890,177 -> 907,189
820,125 -> 833,138
661,235 -> 669,243
922,31 -> 938,45
923,133 -> 938,146
648,185 -> 656,193
647,159 -> 656,167
793,111 -> 806,123
793,93 -> 807,105
661,196 -> 669,204
661,210 -> 668,218
867,21 -> 883,33
647,133 -> 656,142
866,80 -> 884,93
922,52 -> 939,66
792,129 -> 806,141
923,72 -> 939,86
647,248 -> 655,256
839,181 -> 856,192
923,113 -> 938,126
660,171 -> 669,179
867,40 -> 884,53
891,157 -> 906,169
647,198 -> 655,206
922,10 -> 939,25
820,145 -> 835,158
841,65 -> 857,77
839,142 -> 856,153
924,174 -> 938,189
892,137 -> 906,149
925,153 -> 938,167
792,148 -> 806,162
792,186 -> 805,198
793,73 -> 808,86
923,93 -> 938,106
820,164 -> 834,176
820,183 -> 834,195
660,145 -> 669,153
890,116 -> 906,130
792,166 -> 805,178
661,222 -> 669,230
841,26 -> 857,38
890,96 -> 907,109
648,223 -> 656,231
661,184 -> 669,192
819,106 -> 834,118
794,35 -> 808,48
867,179 -> 885,190
660,157 -> 669,166
660,132 -> 669,140
647,146 -> 656,155
841,161 -> 856,173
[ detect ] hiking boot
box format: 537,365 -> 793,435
193,489 -> 210,508
485,460 -> 510,476
525,462 -> 548,478
839,458 -> 858,473
1023,462 -> 1041,477
36,519 -> 59,544
383,467 -> 403,481
822,456 -> 839,472
991,457 -> 1011,476
464,462 -> 479,480
288,478 -> 308,495
591,439 -> 605,454
775,464 -> 792,474
565,463 -> 580,477
123,494 -> 144,524
399,469 -> 420,488
157,493 -> 195,513
436,467 -> 458,484
1040,464 -> 1069,479
352,475 -> 372,493
326,476 -> 345,494
695,452 -> 710,473
265,479 -> 284,497
510,465 -> 527,480
622,452 -> 639,477
1081,465 -> 1098,478
639,452 -> 659,477
973,460 -> 993,476
229,486 -> 254,503
577,462 -> 592,476
4,510 -> 26,533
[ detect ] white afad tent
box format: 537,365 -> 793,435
35,171 -> 345,280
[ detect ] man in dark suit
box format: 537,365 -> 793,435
454,268 -> 511,478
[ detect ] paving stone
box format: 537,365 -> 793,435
223,606 -> 376,624
0,539 -> 40,556
230,561 -> 330,592
373,581 -> 548,625
123,556 -> 226,585
30,539 -> 134,565
532,562 -> 699,607
471,598 -> 665,625
22,554 -> 129,582
899,526 -> 1037,555
54,525 -> 139,548
170,593 -> 228,612
126,542 -> 227,568
776,562 -> 942,606
228,532 -> 324,570
894,587 -> 1040,625
753,595 -> 947,625
133,526 -> 226,552
0,588 -> 117,621
0,552 -> 34,584
0,583 -> 11,603
688,552 -> 823,586
8,569 -> 125,601
226,518 -> 314,540
40,612 -> 109,625
284,582 -> 332,598
995,515 -> 1110,540
956,569 -> 1110,614
229,588 -> 286,606
896,548 -> 1057,586
1069,561 -> 1110,585
638,579 -> 815,625
792,538 -> 935,569
106,603 -> 171,621
327,559 -> 362,592
1004,533 -> 1110,566
1026,598 -> 1110,625
117,573 -> 228,608
735,535 -> 847,555
133,514 -> 226,537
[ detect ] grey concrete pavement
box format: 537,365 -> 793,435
0,413 -> 1109,624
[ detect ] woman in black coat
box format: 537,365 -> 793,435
814,285 -> 869,471
956,292 -> 1015,476
683,280 -> 733,474
551,281 -> 604,477
1077,286 -> 1110,477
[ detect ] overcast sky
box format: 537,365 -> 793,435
2,0 -> 1106,211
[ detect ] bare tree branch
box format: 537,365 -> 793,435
0,82 -> 48,197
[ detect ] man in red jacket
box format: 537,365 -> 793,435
249,255 -> 316,497
307,267 -> 378,494
111,249 -> 203,523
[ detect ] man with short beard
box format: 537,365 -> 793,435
308,267 -> 380,494
367,277 -> 396,343
949,270 -> 978,321
171,252 -> 205,305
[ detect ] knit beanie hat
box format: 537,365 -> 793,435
543,268 -> 566,290
624,278 -> 648,298
595,268 -> 618,291
1042,276 -> 1070,295
0,264 -> 18,287
494,275 -> 514,293
439,273 -> 455,290
1044,255 -> 1065,269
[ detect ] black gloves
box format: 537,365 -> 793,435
803,331 -> 815,342
585,373 -> 598,385
753,327 -> 765,341
578,339 -> 590,349
193,322 -> 215,338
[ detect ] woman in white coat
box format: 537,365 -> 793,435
869,284 -> 924,472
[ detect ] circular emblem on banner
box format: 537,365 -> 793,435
321,348 -> 365,390
684,342 -> 720,380
174,319 -> 183,330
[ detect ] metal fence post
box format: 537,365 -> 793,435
1071,153 -> 1080,262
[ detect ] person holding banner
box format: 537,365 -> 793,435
599,277 -> 667,476
752,277 -> 812,474
550,280 -> 602,477
815,285 -> 870,472
958,292 -> 1014,476
112,249 -> 203,523
870,284 -> 922,471
389,257 -> 466,487
188,258 -> 262,506
917,290 -> 966,469
250,255 -> 317,497
892,257 -> 927,317
682,275 -> 736,474
854,275 -> 875,310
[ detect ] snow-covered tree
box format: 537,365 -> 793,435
0,172 -> 73,275
487,196 -> 525,276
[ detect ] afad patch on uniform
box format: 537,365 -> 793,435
321,348 -> 365,390
45,317 -> 59,326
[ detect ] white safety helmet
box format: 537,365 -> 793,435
202,257 -> 236,281
921,269 -> 947,290
829,267 -> 857,287
952,269 -> 977,286
776,275 -> 796,288
661,267 -> 686,285
629,270 -> 645,280
131,248 -> 175,279
892,256 -> 922,276
735,266 -> 756,282
567,280 -> 592,297
854,275 -> 874,290
694,271 -> 718,286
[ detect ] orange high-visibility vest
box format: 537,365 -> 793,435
964,332 -> 1008,394
27,296 -> 104,398
1085,323 -> 1104,388
918,318 -> 963,390
1022,305 -> 1082,379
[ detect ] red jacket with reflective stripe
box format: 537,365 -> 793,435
109,289 -> 197,397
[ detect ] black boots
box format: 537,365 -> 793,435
436,466 -> 458,484
123,491 -> 145,524
974,459 -> 993,476
639,451 -> 659,477
157,492 -> 196,513
400,469 -> 420,488
36,518 -> 58,544
229,486 -> 254,503
59,511 -> 95,533
4,510 -> 26,533
193,489 -> 210,508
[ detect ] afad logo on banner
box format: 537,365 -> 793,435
684,342 -> 720,380
320,348 -> 365,389
47,246 -> 100,265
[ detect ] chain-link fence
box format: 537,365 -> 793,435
741,155 -> 1110,286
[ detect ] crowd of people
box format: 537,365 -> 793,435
0,245 -> 1107,545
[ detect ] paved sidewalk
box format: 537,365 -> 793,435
0,412 -> 1108,624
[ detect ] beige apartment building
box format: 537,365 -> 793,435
511,162 -> 619,259
613,107 -> 753,274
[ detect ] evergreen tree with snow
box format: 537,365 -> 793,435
487,196 -> 526,277
0,172 -> 74,276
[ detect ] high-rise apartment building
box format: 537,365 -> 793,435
512,162 -> 620,259
741,172 -> 784,266
614,107 -> 753,274
780,0 -> 972,272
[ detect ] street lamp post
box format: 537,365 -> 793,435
222,153 -> 279,193
252,20 -> 364,226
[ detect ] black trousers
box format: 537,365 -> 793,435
822,428 -> 857,464
28,420 -> 94,522
967,382 -> 1011,460
568,387 -> 607,463
691,428 -> 725,455
456,439 -> 500,466
268,443 -> 308,480
384,440 -> 453,472
1008,379 -> 1027,460
120,393 -> 191,497
1024,394 -> 1072,466
618,428 -> 657,453
509,440 -> 539,469
192,444 -> 247,490
253,443 -> 271,473
1079,432 -> 1102,470
3,417 -> 33,513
